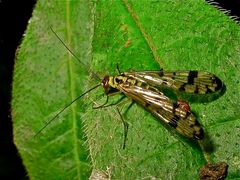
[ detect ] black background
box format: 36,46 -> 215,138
0,0 -> 239,179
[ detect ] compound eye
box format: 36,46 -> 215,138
102,76 -> 110,94
102,76 -> 109,86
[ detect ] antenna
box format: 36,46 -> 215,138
34,84 -> 101,137
34,28 -> 104,137
50,26 -> 101,81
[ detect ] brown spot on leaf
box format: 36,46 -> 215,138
200,162 -> 228,180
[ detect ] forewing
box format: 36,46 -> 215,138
124,70 -> 223,95
119,83 -> 203,140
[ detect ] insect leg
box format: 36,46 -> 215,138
116,99 -> 135,149
122,101 -> 134,116
93,92 -> 133,149
93,91 -> 128,109
116,63 -> 121,74
92,96 -> 109,109
116,107 -> 129,149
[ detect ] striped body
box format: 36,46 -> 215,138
102,70 -> 223,140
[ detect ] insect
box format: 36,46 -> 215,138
101,69 -> 223,141
34,28 -> 224,148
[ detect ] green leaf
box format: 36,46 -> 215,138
12,0 -> 240,179
12,1 -> 93,179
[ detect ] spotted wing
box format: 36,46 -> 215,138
124,70 -> 223,95
118,83 -> 204,140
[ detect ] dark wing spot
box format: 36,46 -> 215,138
168,115 -> 180,128
214,76 -> 223,91
194,85 -> 199,94
205,85 -> 213,93
158,70 -> 164,77
172,102 -> 179,114
194,128 -> 204,140
145,102 -> 151,108
179,84 -> 186,91
188,71 -> 198,84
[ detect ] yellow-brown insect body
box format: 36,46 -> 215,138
102,73 -> 204,140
